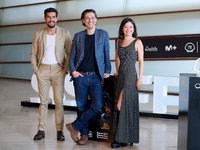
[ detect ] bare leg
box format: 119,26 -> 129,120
117,89 -> 123,111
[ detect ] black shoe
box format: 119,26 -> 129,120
33,130 -> 45,140
57,131 -> 65,141
121,143 -> 128,147
111,141 -> 120,148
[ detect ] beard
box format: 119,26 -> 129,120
47,21 -> 56,28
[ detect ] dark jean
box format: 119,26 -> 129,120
72,74 -> 102,136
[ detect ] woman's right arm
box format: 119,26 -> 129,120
114,40 -> 120,76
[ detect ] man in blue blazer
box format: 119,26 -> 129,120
66,9 -> 111,145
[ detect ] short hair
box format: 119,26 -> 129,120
81,9 -> 97,26
44,7 -> 58,17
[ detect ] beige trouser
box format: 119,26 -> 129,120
36,63 -> 65,131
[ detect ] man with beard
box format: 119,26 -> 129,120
30,7 -> 72,141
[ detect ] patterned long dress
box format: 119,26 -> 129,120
113,38 -> 139,144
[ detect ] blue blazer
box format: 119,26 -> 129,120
69,28 -> 111,80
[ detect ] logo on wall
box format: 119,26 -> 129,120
185,42 -> 195,53
142,35 -> 200,58
165,45 -> 177,51
145,46 -> 158,52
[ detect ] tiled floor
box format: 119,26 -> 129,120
0,78 -> 178,150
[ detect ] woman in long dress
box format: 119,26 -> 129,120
111,18 -> 144,148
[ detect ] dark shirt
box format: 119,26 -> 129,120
77,34 -> 98,72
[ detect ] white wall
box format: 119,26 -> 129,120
0,0 -> 200,79
0,0 -> 54,7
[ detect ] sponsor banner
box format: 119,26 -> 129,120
141,35 -> 200,59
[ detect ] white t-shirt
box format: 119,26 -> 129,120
41,34 -> 58,64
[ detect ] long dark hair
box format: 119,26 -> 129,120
118,18 -> 137,45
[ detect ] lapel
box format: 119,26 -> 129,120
94,28 -> 99,56
81,30 -> 87,53
42,27 -> 47,56
55,26 -> 59,55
